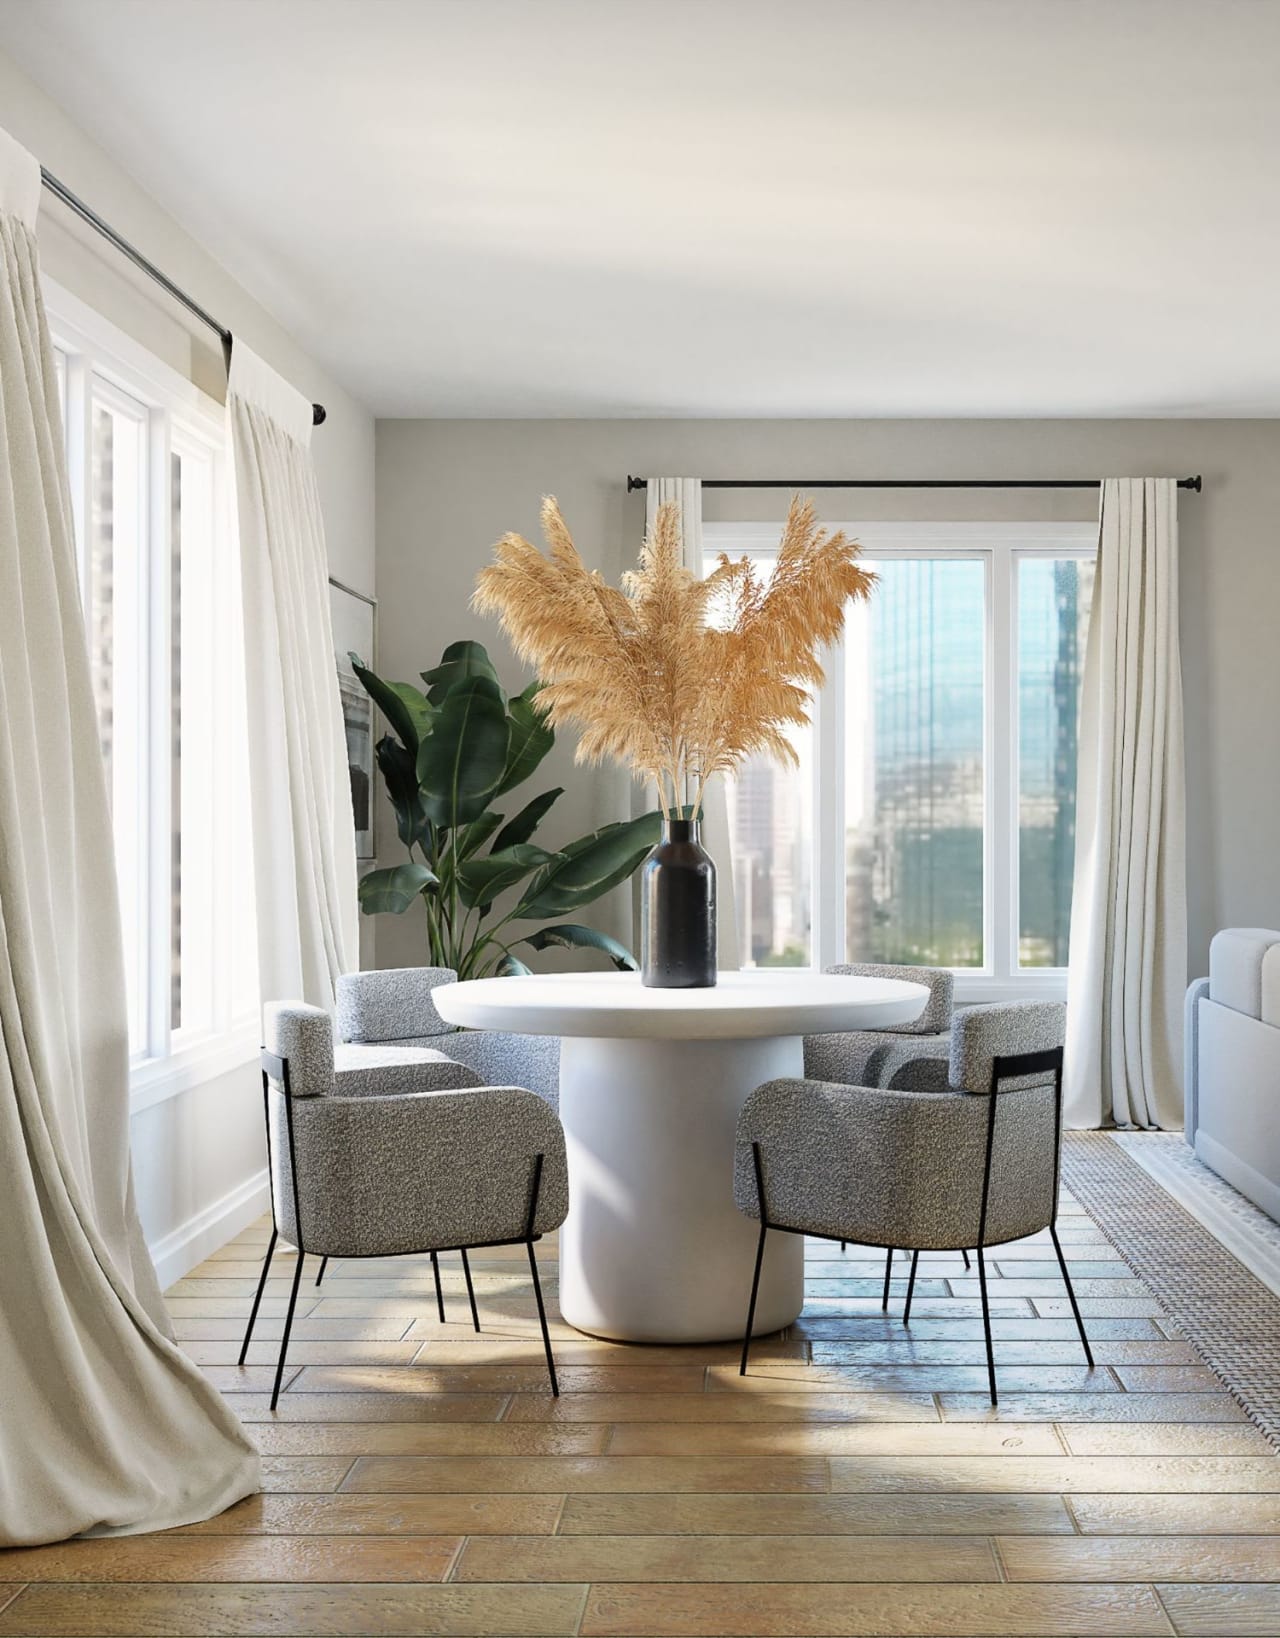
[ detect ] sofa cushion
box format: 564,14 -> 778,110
336,967 -> 459,1041
1209,928 -> 1280,1021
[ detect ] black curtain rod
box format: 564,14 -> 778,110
628,474 -> 1202,493
40,168 -> 327,427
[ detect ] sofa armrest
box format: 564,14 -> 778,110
1184,975 -> 1210,1139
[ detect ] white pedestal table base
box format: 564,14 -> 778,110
557,1033 -> 805,1343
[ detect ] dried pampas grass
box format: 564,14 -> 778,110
473,494 -> 875,817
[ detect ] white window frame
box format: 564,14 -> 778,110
705,520 -> 1096,1002
46,279 -> 258,1110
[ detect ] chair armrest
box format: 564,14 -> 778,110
271,1085 -> 568,1258
803,1031 -> 895,1087
880,1037 -> 952,1092
434,1030 -> 561,1107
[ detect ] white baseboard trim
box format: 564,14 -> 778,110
149,1167 -> 270,1291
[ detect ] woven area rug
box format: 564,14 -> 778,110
1064,1130 -> 1280,1448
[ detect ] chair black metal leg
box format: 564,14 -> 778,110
525,1239 -> 558,1395
238,1227 -> 277,1366
460,1248 -> 481,1333
840,1241 -> 847,1251
314,1255 -> 329,1287
739,1220 -> 769,1375
976,1246 -> 998,1406
902,1249 -> 920,1325
271,1249 -> 305,1411
881,1246 -> 894,1311
1050,1222 -> 1094,1368
430,1249 -> 446,1324
961,1248 -> 971,1270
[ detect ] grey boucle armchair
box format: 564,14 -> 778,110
803,963 -> 953,1088
735,1000 -> 1092,1405
241,1003 -> 569,1407
337,967 -> 561,1108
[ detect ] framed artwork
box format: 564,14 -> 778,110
329,577 -> 377,861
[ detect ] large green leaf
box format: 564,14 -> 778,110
416,677 -> 511,829
453,810 -> 505,862
492,787 -> 563,853
497,690 -> 554,795
513,813 -> 662,920
352,659 -> 432,751
374,736 -> 431,849
420,640 -> 503,706
514,922 -> 639,972
495,952 -> 533,977
358,862 -> 437,915
457,843 -> 557,910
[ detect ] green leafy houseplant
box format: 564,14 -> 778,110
352,640 -> 661,977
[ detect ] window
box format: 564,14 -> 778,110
50,284 -> 257,1097
706,523 -> 1096,997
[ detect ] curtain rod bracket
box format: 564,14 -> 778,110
40,167 -> 327,428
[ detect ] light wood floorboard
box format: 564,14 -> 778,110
2,1188 -> 1276,1637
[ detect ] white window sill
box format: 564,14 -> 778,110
129,1026 -> 260,1115
953,973 -> 1068,1006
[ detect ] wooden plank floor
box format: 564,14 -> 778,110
2,1189 -> 1278,1635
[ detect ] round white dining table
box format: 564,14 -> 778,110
432,969 -> 929,1343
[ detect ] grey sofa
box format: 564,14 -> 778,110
1185,928 -> 1280,1221
336,966 -> 561,1108
242,1001 -> 569,1406
735,1000 -> 1091,1404
803,962 -> 954,1088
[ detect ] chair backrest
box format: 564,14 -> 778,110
263,1002 -> 334,1097
336,967 -> 458,1042
948,1000 -> 1066,1095
824,963 -> 954,1035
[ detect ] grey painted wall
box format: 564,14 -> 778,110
374,417 -> 1280,978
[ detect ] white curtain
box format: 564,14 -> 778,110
228,342 -> 358,1009
645,477 -> 740,971
0,125 -> 258,1545
1065,477 -> 1186,1129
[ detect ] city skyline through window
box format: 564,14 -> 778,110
708,526 -> 1095,987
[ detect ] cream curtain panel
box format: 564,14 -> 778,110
0,127 -> 258,1545
1065,478 -> 1187,1129
645,477 -> 740,971
228,342 -> 358,1009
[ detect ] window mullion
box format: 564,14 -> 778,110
146,406 -> 173,1062
813,636 -> 845,970
64,354 -> 92,598
989,546 -> 1014,983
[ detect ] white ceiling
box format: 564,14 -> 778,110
2,0 -> 1278,418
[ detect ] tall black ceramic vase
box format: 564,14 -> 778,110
640,817 -> 717,988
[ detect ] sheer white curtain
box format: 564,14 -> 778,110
1065,478 -> 1186,1129
228,342 -> 358,1008
645,477 -> 740,971
0,125 -> 258,1545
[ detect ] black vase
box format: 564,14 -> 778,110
640,817 -> 717,988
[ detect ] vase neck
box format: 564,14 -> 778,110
662,816 -> 698,844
